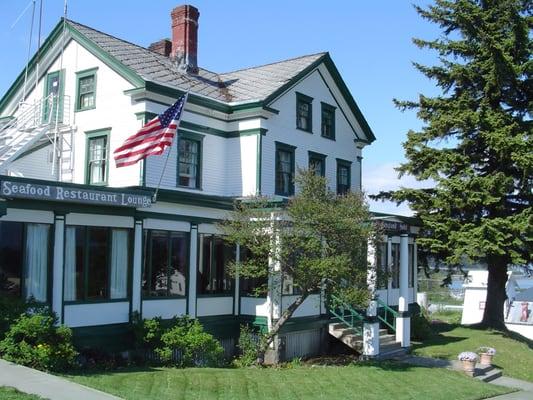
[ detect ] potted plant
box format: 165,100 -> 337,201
458,352 -> 478,376
477,347 -> 496,365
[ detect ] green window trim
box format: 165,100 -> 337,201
75,67 -> 98,112
275,141 -> 296,197
85,129 -> 110,186
336,158 -> 352,195
42,69 -> 65,124
296,92 -> 313,133
321,102 -> 336,140
308,151 -> 326,177
177,131 -> 204,190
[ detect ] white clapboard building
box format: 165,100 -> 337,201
0,5 -> 418,359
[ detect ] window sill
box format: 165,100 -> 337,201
142,295 -> 187,301
86,181 -> 108,187
296,127 -> 313,134
321,134 -> 336,141
177,185 -> 202,191
197,293 -> 234,298
75,106 -> 96,113
63,298 -> 129,305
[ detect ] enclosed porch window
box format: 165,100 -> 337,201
0,221 -> 50,302
197,234 -> 234,295
64,226 -> 130,302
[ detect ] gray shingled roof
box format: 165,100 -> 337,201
68,19 -> 325,104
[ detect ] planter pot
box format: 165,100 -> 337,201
479,353 -> 493,365
461,360 -> 476,377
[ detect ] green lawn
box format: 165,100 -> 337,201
413,318 -> 533,382
0,387 -> 44,400
66,363 -> 512,400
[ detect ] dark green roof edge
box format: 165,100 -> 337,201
370,211 -> 421,226
262,53 -> 376,143
0,20 -> 64,114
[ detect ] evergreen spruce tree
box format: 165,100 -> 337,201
375,0 -> 532,329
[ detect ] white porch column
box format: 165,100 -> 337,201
234,243 -> 240,316
387,236 -> 392,291
396,233 -> 410,347
413,240 -> 418,298
131,219 -> 143,315
364,300 -> 380,357
267,212 -> 282,331
52,214 -> 65,323
188,223 -> 198,317
364,239 -> 380,357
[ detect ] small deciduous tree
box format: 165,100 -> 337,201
220,170 -> 375,362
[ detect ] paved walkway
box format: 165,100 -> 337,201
399,355 -> 533,400
0,359 -> 122,400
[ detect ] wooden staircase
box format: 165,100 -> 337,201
328,322 -> 406,359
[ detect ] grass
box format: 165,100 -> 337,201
414,312 -> 533,382
66,363 -> 512,400
0,387 -> 44,400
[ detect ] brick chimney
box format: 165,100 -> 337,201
171,4 -> 199,74
148,39 -> 172,57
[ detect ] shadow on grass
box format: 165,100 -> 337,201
463,323 -> 533,351
65,365 -> 164,377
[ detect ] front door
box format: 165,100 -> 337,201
43,71 -> 63,124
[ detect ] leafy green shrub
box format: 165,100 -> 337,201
234,324 -> 260,367
0,297 -> 50,340
411,308 -> 433,341
155,317 -> 224,367
0,313 -> 77,371
131,311 -> 165,351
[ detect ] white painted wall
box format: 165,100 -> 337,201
262,69 -> 364,196
1,208 -> 54,224
142,299 -> 187,319
281,294 -> 321,318
63,302 -> 129,327
9,144 -> 58,180
196,297 -> 233,316
506,323 -> 533,340
2,36 -> 142,187
240,297 -> 269,317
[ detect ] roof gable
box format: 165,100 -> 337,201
1,18 -> 375,142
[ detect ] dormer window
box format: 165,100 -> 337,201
296,92 -> 313,132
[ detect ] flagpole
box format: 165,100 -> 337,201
152,145 -> 173,203
151,92 -> 189,203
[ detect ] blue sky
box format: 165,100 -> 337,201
0,0 -> 441,215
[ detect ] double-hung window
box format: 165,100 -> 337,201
308,151 -> 326,177
86,130 -> 109,185
142,230 -> 188,298
197,234 -> 234,295
0,221 -> 50,302
63,226 -> 131,302
275,142 -> 296,196
321,102 -> 336,140
178,137 -> 201,189
296,92 -> 313,132
75,68 -> 97,111
336,159 -> 351,195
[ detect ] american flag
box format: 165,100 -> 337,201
114,94 -> 188,168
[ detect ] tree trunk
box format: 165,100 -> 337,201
256,291 -> 309,365
481,259 -> 508,330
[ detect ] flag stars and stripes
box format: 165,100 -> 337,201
113,94 -> 188,168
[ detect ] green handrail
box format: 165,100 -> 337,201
375,297 -> 398,332
328,294 -> 365,335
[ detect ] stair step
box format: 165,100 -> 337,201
379,335 -> 396,345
